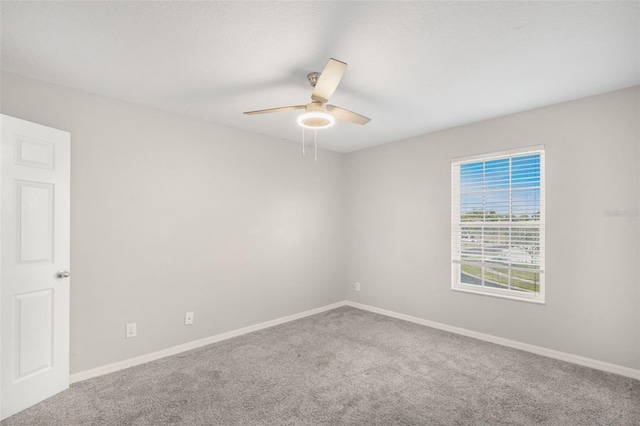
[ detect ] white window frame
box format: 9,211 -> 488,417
451,146 -> 545,304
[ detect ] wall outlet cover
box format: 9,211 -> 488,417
126,323 -> 137,338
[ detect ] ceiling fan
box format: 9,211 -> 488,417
243,58 -> 371,129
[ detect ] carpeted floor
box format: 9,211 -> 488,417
2,306 -> 639,425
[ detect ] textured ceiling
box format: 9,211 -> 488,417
1,1 -> 638,152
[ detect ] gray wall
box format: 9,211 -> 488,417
2,72 -> 638,373
345,87 -> 640,369
1,73 -> 346,373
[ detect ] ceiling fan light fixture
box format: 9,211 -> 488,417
297,111 -> 335,129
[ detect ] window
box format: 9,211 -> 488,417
451,146 -> 545,303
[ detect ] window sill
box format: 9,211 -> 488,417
452,286 -> 546,304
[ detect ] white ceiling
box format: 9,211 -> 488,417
1,1 -> 638,153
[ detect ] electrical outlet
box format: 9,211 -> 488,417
185,312 -> 194,325
126,322 -> 137,338
355,282 -> 361,291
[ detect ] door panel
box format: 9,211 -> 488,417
15,136 -> 55,169
1,114 -> 70,420
16,181 -> 55,264
14,289 -> 54,380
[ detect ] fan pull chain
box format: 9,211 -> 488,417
314,130 -> 318,164
302,127 -> 305,157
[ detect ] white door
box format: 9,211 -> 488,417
1,114 -> 70,420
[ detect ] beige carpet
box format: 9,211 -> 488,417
2,306 -> 639,425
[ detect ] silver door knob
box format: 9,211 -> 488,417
56,269 -> 70,279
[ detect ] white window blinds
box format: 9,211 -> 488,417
451,147 -> 545,303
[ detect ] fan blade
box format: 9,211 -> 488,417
244,105 -> 305,115
311,58 -> 347,103
326,105 -> 371,125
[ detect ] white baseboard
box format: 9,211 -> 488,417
70,301 -> 347,384
345,301 -> 640,381
71,299 -> 639,384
